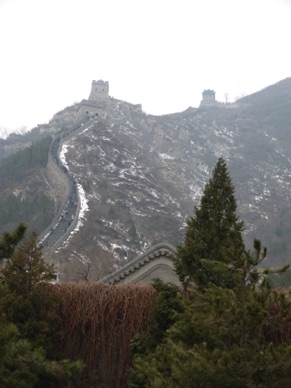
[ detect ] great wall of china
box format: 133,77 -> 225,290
36,80 -> 231,277
37,80 -> 111,257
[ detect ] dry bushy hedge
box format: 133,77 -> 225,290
53,282 -> 156,387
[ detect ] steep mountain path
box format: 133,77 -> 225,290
39,117 -> 94,257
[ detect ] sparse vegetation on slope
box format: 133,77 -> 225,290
0,136 -> 52,181
0,137 -> 54,235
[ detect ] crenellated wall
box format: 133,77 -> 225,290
38,152 -> 71,243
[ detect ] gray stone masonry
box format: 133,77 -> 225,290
89,80 -> 109,101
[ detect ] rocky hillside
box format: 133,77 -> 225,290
0,78 -> 291,281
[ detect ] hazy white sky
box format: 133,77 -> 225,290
0,0 -> 290,131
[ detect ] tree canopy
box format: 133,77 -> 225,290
129,158 -> 291,387
175,157 -> 245,289
129,283 -> 291,388
0,222 -> 26,261
1,232 -> 54,294
0,225 -> 83,387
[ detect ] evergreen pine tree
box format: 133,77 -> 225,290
129,284 -> 291,388
0,223 -> 26,261
129,159 -> 291,387
0,228 -> 83,387
175,157 -> 245,289
1,232 -> 54,294
0,319 -> 81,388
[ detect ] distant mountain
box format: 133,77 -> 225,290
0,78 -> 291,281
0,126 -> 28,140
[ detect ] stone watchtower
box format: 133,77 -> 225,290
202,89 -> 216,102
88,80 -> 109,102
199,89 -> 217,108
77,80 -> 109,119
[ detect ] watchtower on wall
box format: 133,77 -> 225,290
202,89 -> 216,102
77,80 -> 109,119
89,80 -> 109,101
199,89 -> 218,108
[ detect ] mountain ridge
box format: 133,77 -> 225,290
0,78 -> 290,280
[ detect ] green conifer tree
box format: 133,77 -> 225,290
0,319 -> 81,388
129,284 -> 291,388
1,232 -> 54,294
0,227 -> 83,387
175,157 -> 245,289
0,223 -> 26,261
129,159 -> 291,387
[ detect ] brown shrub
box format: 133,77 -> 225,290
53,282 -> 156,387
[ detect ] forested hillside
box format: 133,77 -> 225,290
0,137 -> 54,234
